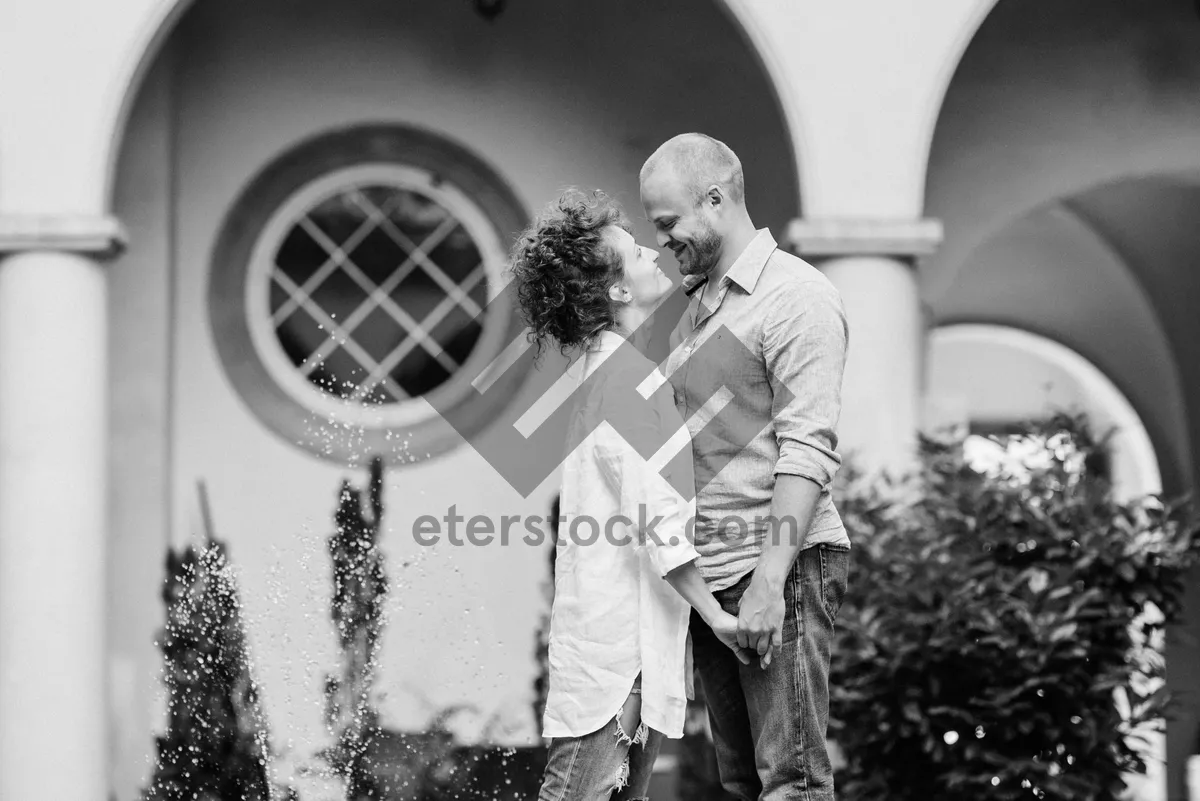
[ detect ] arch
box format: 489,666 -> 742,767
929,323 -> 1162,499
98,0 -> 806,216
99,0 -> 195,213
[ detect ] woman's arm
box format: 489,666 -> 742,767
664,560 -> 752,665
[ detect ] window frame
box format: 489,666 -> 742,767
209,124 -> 531,465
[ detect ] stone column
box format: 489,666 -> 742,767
0,215 -> 125,801
785,217 -> 942,479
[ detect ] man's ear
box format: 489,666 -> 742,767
705,184 -> 724,209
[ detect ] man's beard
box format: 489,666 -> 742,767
682,222 -> 722,277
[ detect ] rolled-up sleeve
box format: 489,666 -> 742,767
763,279 -> 849,489
594,382 -> 699,577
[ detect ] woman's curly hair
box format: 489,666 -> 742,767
509,189 -> 630,359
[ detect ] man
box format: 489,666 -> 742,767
640,133 -> 851,801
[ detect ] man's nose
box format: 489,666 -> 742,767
655,230 -> 670,248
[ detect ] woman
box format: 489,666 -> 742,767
511,190 -> 748,800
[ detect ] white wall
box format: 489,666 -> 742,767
0,0 -> 168,214
109,0 -> 796,797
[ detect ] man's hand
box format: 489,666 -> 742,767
737,579 -> 785,669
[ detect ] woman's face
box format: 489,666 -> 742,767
605,226 -> 673,309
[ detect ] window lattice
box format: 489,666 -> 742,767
268,184 -> 488,405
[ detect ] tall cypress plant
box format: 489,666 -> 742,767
143,531 -> 280,801
320,455 -> 390,799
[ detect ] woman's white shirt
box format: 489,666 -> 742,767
542,331 -> 699,740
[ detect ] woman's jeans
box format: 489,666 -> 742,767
538,686 -> 664,801
690,543 -> 850,801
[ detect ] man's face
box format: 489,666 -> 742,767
640,170 -> 723,278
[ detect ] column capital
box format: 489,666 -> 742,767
783,217 -> 943,259
0,215 -> 127,259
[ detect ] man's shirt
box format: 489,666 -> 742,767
666,229 -> 851,592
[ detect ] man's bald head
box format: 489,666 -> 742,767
639,133 -> 745,206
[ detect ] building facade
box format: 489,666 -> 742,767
1,0 -> 1199,798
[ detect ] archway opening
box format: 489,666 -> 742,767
929,324 -> 1162,499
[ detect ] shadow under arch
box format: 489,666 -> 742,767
98,0 -> 806,217
910,0 -> 1000,211
922,0 -> 1200,301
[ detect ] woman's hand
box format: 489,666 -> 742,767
709,611 -> 753,666
661,561 -> 753,666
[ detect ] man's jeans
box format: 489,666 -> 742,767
690,543 -> 850,801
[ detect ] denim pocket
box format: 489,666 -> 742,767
819,545 -> 849,620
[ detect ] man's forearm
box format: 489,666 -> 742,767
752,473 -> 823,591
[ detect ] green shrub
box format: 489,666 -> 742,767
830,414 -> 1200,801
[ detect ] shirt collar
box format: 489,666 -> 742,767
680,229 -> 777,297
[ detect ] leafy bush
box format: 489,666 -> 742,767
830,414 -> 1200,801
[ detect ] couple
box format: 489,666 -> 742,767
511,133 -> 851,801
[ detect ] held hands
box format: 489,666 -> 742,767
709,611 -> 753,666
737,579 -> 785,670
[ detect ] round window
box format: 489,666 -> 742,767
210,126 -> 531,464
